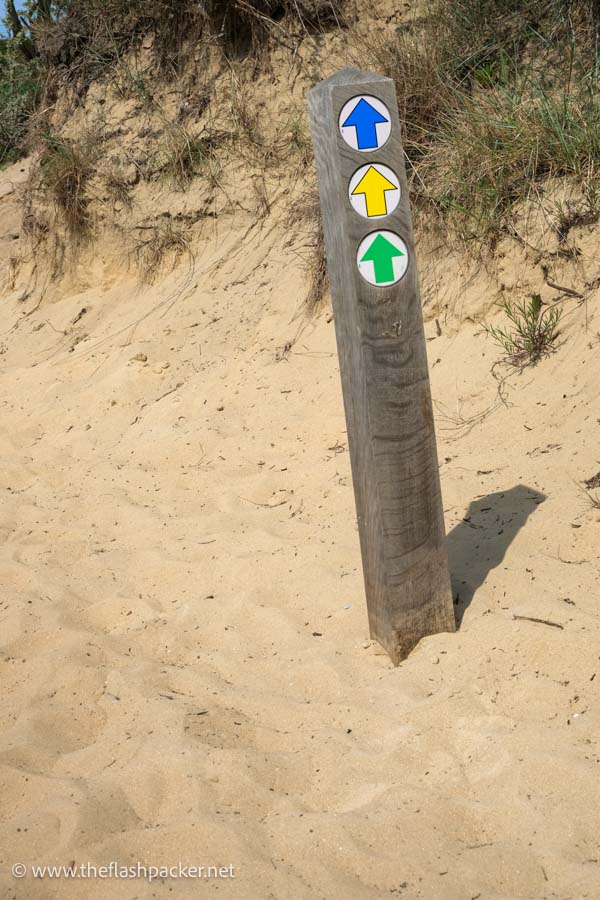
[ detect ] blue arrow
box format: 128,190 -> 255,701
342,98 -> 388,150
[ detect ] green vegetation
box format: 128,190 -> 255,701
0,35 -> 40,166
1,0 -> 344,161
1,0 -> 599,262
482,293 -> 563,365
377,0 -> 600,243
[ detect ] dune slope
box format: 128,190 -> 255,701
1,131 -> 600,900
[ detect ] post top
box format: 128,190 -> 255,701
308,67 -> 391,100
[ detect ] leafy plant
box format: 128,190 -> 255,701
482,293 -> 562,365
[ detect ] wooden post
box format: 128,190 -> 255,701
308,67 -> 455,665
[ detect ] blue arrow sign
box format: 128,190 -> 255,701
342,98 -> 389,150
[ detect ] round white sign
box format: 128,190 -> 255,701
357,231 -> 409,287
339,95 -> 392,153
348,163 -> 401,220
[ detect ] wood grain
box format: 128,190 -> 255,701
308,68 -> 455,664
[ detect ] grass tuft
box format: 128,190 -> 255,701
131,220 -> 190,283
37,131 -> 100,236
156,125 -> 227,190
105,158 -> 135,209
305,226 -> 328,316
287,187 -> 328,315
482,293 -> 562,365
372,0 -> 600,244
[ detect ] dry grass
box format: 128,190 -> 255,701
225,68 -> 271,166
278,109 -> 313,169
105,157 -> 136,208
578,477 -> 600,511
584,471 -> 600,491
192,0 -> 345,57
155,124 -> 228,190
21,182 -> 50,246
221,68 -> 314,174
131,220 -> 191,283
12,0 -> 600,288
36,0 -> 346,87
37,131 -> 101,236
305,226 -> 328,316
287,186 -> 328,315
369,0 -> 600,245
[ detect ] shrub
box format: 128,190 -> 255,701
0,36 -> 41,166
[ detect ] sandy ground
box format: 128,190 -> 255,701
1,152 -> 600,900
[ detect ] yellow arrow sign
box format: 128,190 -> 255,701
351,165 -> 398,217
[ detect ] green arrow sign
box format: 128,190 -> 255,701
360,233 -> 405,284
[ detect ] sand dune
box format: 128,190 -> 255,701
1,150 -> 600,899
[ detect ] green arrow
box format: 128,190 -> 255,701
360,234 -> 404,284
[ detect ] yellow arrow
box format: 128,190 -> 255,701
351,166 -> 398,217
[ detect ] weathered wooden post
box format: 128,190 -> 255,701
308,68 -> 455,664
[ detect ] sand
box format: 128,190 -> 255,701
1,71 -> 600,900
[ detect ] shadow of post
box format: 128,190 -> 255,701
447,484 -> 546,627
